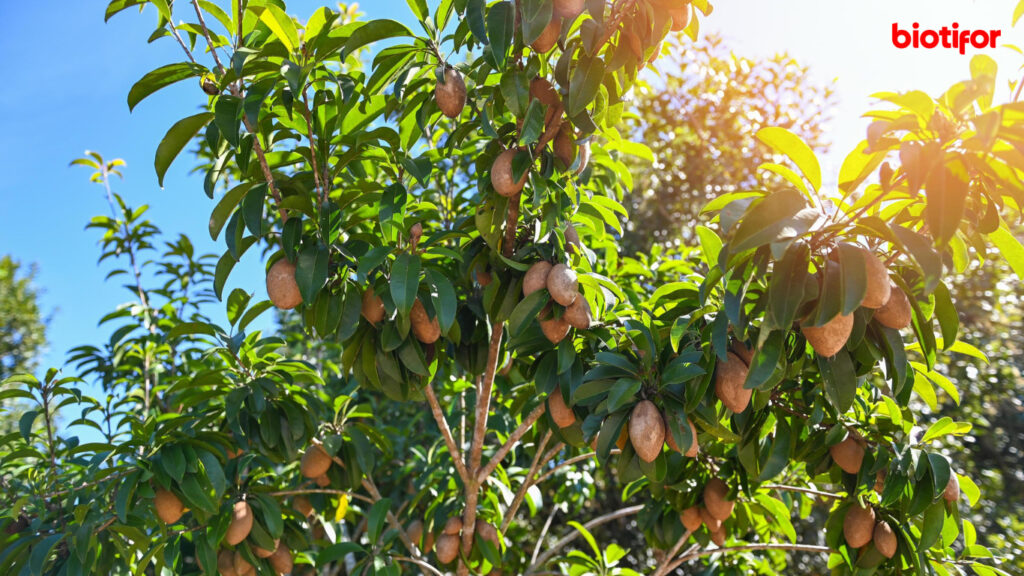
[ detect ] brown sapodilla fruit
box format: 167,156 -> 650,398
859,247 -> 892,309
435,533 -> 460,564
548,390 -> 576,428
491,149 -> 528,197
698,506 -> 722,532
704,478 -> 734,521
564,295 -> 592,330
539,306 -> 571,344
268,542 -> 293,575
680,507 -> 702,533
875,283 -> 912,330
408,520 -> 435,553
875,469 -> 887,494
554,124 -> 576,169
315,473 -> 331,488
266,259 -> 302,310
253,539 -> 279,558
553,0 -> 585,19
301,445 -> 332,478
443,516 -> 464,535
710,528 -> 726,547
361,289 -> 385,324
714,352 -> 751,413
523,261 -> 553,297
563,224 -> 581,251
225,501 -> 254,546
874,521 -> 897,559
731,340 -> 755,367
154,488 -> 185,524
628,400 -> 666,463
616,424 -> 629,450
529,77 -> 560,108
293,496 -> 314,518
575,141 -> 591,175
665,417 -> 699,458
435,67 -> 466,119
475,519 -> 500,549
943,473 -> 960,502
829,434 -> 865,475
546,264 -> 578,306
217,550 -> 239,576
410,299 -> 442,344
233,550 -> 254,576
531,16 -> 561,53
669,5 -> 690,31
843,503 -> 875,549
801,312 -> 854,357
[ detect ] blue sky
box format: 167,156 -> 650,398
0,1 -> 1018,391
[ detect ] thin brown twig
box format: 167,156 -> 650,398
267,488 -> 375,507
477,402 -> 547,482
393,556 -> 445,576
423,382 -> 471,484
500,429 -> 552,533
532,449 -> 621,486
190,0 -> 227,74
763,484 -> 841,500
527,505 -> 645,572
651,530 -> 693,576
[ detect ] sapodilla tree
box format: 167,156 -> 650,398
0,0 -> 1020,575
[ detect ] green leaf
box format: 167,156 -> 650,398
467,0 -> 488,43
933,282 -> 959,350
342,20 -> 413,59
155,112 -> 213,187
989,225 -> 1024,280
818,350 -> 856,413
253,4 -> 299,52
30,533 -> 64,576
209,182 -> 254,240
567,54 -> 605,116
769,242 -> 809,329
730,189 -> 808,254
19,410 -> 38,441
214,95 -> 242,147
295,246 -> 329,304
606,379 -> 641,412
756,127 -> 821,191
367,498 -> 392,543
318,542 -> 365,565
924,162 -> 968,247
226,289 -> 251,326
426,269 -> 457,333
695,225 -> 722,268
127,62 -> 207,112
390,253 -> 421,316
919,500 -> 945,550
486,1 -> 514,67
837,244 -> 867,316
509,289 -> 550,337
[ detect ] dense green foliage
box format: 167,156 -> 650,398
1,1 -> 1023,576
0,255 -> 49,437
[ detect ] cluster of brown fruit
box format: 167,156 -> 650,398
301,444 -> 334,488
679,478 -> 735,546
529,0 -> 585,53
523,261 -> 592,344
154,489 -> 292,574
410,516 -> 500,567
627,400 -> 699,463
360,286 -> 442,345
800,246 -> 913,358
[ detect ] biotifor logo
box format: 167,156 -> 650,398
892,23 -> 1002,55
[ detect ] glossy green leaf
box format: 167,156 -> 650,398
756,127 -> 821,191
127,62 -> 207,112
155,112 -> 213,187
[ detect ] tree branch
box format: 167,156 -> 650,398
500,429 -> 552,533
189,0 -> 227,74
651,530 -> 692,576
423,381 -> 471,484
664,543 -> 830,573
477,402 -> 547,482
763,484 -> 841,500
532,449 -> 620,486
527,505 -> 644,572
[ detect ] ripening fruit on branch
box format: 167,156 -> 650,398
436,517 -> 463,564
843,502 -> 875,548
225,500 -> 254,546
703,478 -> 734,521
217,550 -> 238,576
944,473 -> 960,502
714,352 -> 751,413
629,400 -> 666,463
154,488 -> 185,524
548,390 -> 576,428
564,295 -> 592,330
315,474 -> 331,487
443,516 -> 464,535
529,77 -> 560,108
252,539 -> 279,559
293,496 -> 314,518
435,66 -> 466,118
801,312 -> 853,357
301,445 -> 332,478
874,521 -> 897,558
266,259 -> 302,310
680,506 -> 702,533
408,519 -> 435,553
268,542 -> 293,575
875,283 -> 912,329
858,247 -> 892,309
553,0 -> 584,19
665,417 -> 699,458
491,149 -> 528,197
563,224 -> 581,252
539,304 -> 570,344
233,550 -> 255,576
710,527 -> 726,547
523,261 -> 553,297
829,433 -> 865,475
475,519 -> 501,550
410,299 -> 442,344
546,264 -> 578,306
531,16 -> 561,52
361,288 -> 385,324
669,5 -> 691,31
730,340 -> 754,367
699,506 -> 721,532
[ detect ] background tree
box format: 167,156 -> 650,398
0,255 -> 49,435
622,34 -> 835,253
0,1 -> 1021,576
